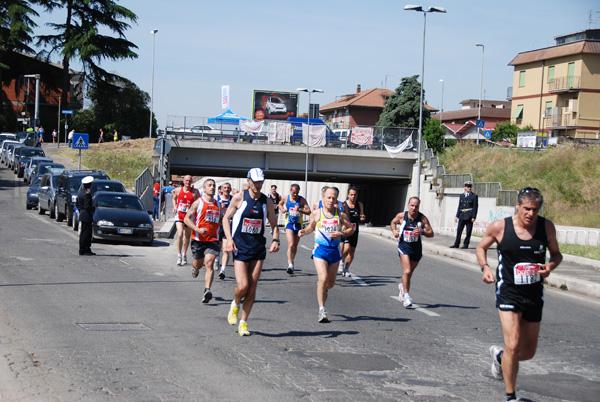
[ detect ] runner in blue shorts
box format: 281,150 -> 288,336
299,187 -> 354,323
391,196 -> 434,308
278,183 -> 310,275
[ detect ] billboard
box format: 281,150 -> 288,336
252,90 -> 298,121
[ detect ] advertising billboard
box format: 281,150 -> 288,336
252,90 -> 298,121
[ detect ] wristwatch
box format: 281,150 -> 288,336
272,239 -> 280,244
480,263 -> 490,272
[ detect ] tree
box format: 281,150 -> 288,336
36,0 -> 138,107
377,75 -> 430,128
492,122 -> 535,144
422,117 -> 445,154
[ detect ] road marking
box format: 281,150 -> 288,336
348,273 -> 368,286
300,245 -> 311,251
119,259 -> 130,266
390,296 -> 440,317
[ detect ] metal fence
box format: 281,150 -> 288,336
135,167 -> 153,198
442,174 -> 520,207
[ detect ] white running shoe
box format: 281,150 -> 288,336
286,264 -> 294,275
176,255 -> 182,266
338,261 -> 345,274
218,267 -> 226,280
403,293 -> 413,308
398,283 -> 404,299
182,255 -> 188,265
343,268 -> 351,277
489,345 -> 504,380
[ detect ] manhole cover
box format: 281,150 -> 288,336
76,323 -> 152,331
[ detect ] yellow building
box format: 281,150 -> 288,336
508,29 -> 600,139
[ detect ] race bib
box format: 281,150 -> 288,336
351,223 -> 357,231
514,262 -> 542,285
289,209 -> 300,219
177,201 -> 190,213
321,219 -> 339,233
403,230 -> 419,243
206,209 -> 219,223
241,218 -> 262,234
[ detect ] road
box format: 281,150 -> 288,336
1,164 -> 599,401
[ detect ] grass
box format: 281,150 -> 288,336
439,143 -> 600,228
559,243 -> 600,261
55,138 -> 154,190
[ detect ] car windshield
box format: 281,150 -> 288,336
39,164 -> 63,174
22,149 -> 45,157
69,177 -> 85,192
91,182 -> 126,194
31,176 -> 43,185
17,132 -> 28,140
271,98 -> 283,104
96,194 -> 144,211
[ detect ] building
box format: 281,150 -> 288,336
434,99 -> 511,141
508,29 -> 600,139
319,85 -> 394,129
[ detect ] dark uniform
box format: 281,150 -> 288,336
76,188 -> 95,255
453,190 -> 478,248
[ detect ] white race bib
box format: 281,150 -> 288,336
403,230 -> 419,243
241,218 -> 262,234
513,262 -> 542,285
177,201 -> 190,213
206,209 -> 219,223
321,218 -> 339,233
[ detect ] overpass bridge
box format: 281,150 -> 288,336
161,139 -> 419,225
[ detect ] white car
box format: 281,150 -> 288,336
266,97 -> 287,115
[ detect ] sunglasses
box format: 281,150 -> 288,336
519,187 -> 541,196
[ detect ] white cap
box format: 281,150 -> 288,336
247,168 -> 265,182
82,176 -> 94,184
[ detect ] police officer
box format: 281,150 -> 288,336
77,176 -> 96,256
450,181 -> 478,249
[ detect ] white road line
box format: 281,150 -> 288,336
390,296 -> 440,317
300,245 -> 312,251
119,259 -> 130,266
348,273 -> 368,286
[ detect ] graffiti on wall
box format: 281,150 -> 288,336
473,208 -> 513,229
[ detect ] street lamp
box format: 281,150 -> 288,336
149,29 -> 158,138
476,42 -> 484,145
440,78 -> 445,147
404,4 -> 446,199
296,88 -> 324,195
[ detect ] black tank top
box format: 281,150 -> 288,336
497,216 -> 547,290
344,201 -> 360,232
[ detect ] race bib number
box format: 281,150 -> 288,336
514,262 -> 542,285
403,230 -> 419,243
321,219 -> 339,233
206,209 -> 219,223
177,201 -> 190,213
351,223 -> 357,231
241,218 -> 262,234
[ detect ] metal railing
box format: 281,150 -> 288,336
442,173 -> 472,188
135,167 -> 153,198
441,174 -> 519,207
549,76 -> 581,91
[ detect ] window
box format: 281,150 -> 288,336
519,71 -> 526,87
545,101 -> 552,117
547,66 -> 555,83
512,104 -> 524,121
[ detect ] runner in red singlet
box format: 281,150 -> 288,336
172,175 -> 200,265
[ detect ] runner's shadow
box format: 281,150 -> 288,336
417,303 -> 479,310
252,330 -> 359,338
335,314 -> 410,323
336,275 -> 398,287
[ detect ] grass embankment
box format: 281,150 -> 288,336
55,138 -> 154,190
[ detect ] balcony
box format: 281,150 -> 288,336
548,76 -> 581,93
544,107 -> 579,130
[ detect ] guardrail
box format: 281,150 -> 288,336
135,167 -> 153,198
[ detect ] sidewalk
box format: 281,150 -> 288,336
361,226 -> 600,301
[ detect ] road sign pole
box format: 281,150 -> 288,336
79,149 -> 82,169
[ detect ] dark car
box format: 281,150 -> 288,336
33,162 -> 65,178
55,169 -> 110,226
22,131 -> 40,147
37,171 -> 61,218
24,156 -> 53,183
72,180 -> 127,230
26,174 -> 44,210
15,146 -> 46,177
91,191 -> 154,246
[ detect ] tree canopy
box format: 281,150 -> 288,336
423,118 -> 445,154
377,75 -> 430,128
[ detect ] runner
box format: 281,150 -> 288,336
184,179 -> 221,303
340,187 -> 366,277
390,196 -> 434,308
476,187 -> 562,402
222,168 -> 280,336
269,185 -> 281,234
278,183 -> 310,275
217,182 -> 232,279
299,187 -> 354,323
172,175 -> 200,266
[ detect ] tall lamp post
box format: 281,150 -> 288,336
149,29 -> 158,138
404,5 -> 446,199
476,42 -> 484,145
440,78 -> 445,147
296,88 -> 324,195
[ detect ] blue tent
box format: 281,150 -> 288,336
208,109 -> 248,124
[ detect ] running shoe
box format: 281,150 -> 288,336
338,261 -> 345,275
218,267 -> 226,280
182,255 -> 188,265
227,301 -> 239,325
202,289 -> 212,304
191,267 -> 199,278
318,309 -> 329,323
287,264 -> 294,275
398,283 -> 404,299
238,321 -> 250,336
343,268 -> 351,277
176,255 -> 182,266
489,345 -> 504,380
403,293 -> 413,308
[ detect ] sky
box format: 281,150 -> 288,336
35,0 -> 600,129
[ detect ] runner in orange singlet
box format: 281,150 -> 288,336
172,175 -> 200,265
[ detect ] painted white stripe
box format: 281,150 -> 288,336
119,259 -> 130,266
348,273 -> 368,286
390,296 -> 440,317
300,245 -> 312,251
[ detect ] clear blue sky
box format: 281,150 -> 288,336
38,0 -> 599,128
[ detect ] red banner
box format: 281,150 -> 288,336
351,126 -> 373,145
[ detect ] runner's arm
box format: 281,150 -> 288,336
359,201 -> 366,221
390,212 -> 404,238
339,211 -> 354,237
540,219 -> 563,278
266,199 -> 280,253
300,198 -> 311,215
420,216 -> 434,238
183,200 -> 205,234
476,220 -> 503,284
299,209 -> 318,237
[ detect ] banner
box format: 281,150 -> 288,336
252,90 -> 299,121
302,124 -> 326,147
351,126 -> 374,145
267,122 -> 292,143
384,135 -> 413,158
240,119 -> 264,134
221,85 -> 229,110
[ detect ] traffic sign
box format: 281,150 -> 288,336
154,138 -> 171,155
62,110 -> 74,115
72,133 -> 89,149
484,130 -> 492,139
476,119 -> 485,128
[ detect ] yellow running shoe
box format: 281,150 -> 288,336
238,321 -> 250,336
227,301 -> 239,325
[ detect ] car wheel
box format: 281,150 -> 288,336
66,207 -> 73,226
55,203 -> 64,222
17,168 -> 23,178
26,203 -> 32,210
143,238 -> 154,247
73,215 -> 79,231
49,202 -> 56,219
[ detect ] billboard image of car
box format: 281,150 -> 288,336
252,90 -> 298,121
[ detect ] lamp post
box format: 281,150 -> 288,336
476,42 -> 484,145
404,5 -> 446,199
440,78 -> 445,147
149,29 -> 158,138
296,88 -> 324,195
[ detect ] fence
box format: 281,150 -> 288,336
440,174 -> 520,208
135,167 -> 153,198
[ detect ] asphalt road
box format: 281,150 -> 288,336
1,164 -> 599,402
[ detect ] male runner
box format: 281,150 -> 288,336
269,185 -> 281,233
172,175 -> 200,265
223,168 -> 280,336
476,187 -> 562,402
299,187 -> 354,323
217,182 -> 232,279
184,179 -> 221,303
278,183 -> 310,275
340,187 -> 366,277
390,196 -> 434,307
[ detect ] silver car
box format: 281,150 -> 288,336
1,140 -> 20,165
24,156 -> 53,183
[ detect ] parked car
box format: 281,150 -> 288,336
0,133 -> 17,144
189,125 -> 220,135
1,140 -> 20,164
22,131 -> 40,147
7,143 -> 24,170
37,171 -> 61,218
91,191 -> 154,246
26,174 -> 44,210
16,132 -> 28,142
33,162 -> 65,179
266,97 -> 287,115
55,169 -> 110,226
72,180 -> 127,230
24,156 -> 53,183
14,146 -> 46,177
